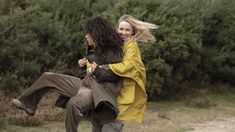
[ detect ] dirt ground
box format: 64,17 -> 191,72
1,92 -> 235,132
188,117 -> 235,132
123,98 -> 235,132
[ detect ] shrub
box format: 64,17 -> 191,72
0,0 -> 234,99
0,6 -> 74,92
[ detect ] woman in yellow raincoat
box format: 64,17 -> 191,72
90,15 -> 158,131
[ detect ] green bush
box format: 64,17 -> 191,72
0,0 -> 234,99
200,0 -> 235,85
0,6 -> 74,92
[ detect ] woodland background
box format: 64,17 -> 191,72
0,0 -> 235,100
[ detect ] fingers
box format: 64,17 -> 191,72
77,58 -> 97,73
91,62 -> 98,72
78,58 -> 87,67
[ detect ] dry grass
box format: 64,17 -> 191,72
184,89 -> 217,108
0,91 -> 65,127
1,86 -> 235,132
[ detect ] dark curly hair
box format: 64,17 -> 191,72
84,17 -> 123,64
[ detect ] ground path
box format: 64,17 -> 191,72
188,117 -> 235,132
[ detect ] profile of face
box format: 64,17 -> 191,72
85,34 -> 96,47
117,21 -> 134,41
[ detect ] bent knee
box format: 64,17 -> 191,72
43,72 -> 55,75
41,72 -> 56,78
66,98 -> 77,109
78,90 -> 92,100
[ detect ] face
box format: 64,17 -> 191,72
117,21 -> 134,41
85,34 -> 96,47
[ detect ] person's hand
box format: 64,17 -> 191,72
78,58 -> 87,68
91,62 -> 98,73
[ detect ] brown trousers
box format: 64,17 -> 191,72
18,72 -> 123,132
18,72 -> 82,111
66,90 -> 124,132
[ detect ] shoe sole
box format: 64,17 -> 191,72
12,99 -> 35,116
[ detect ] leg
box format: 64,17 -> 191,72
65,87 -> 94,132
91,119 -> 102,132
91,120 -> 124,132
17,72 -> 82,111
102,120 -> 124,132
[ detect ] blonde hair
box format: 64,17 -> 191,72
117,14 -> 159,43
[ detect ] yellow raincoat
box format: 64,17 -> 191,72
109,38 -> 147,123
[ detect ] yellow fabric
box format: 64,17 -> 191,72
86,61 -> 91,69
86,61 -> 91,73
109,38 -> 147,123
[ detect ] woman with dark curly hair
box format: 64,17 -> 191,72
12,16 -> 124,132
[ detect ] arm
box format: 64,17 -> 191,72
74,65 -> 87,79
109,41 -> 141,78
92,65 -> 121,82
91,41 -> 139,82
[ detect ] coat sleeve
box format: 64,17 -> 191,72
92,65 -> 121,82
74,65 -> 87,79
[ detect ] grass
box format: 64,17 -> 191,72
1,88 -> 235,132
2,121 -> 91,132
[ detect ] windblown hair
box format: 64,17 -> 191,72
84,17 -> 123,64
117,14 -> 158,43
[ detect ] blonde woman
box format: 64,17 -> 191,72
91,14 -> 158,132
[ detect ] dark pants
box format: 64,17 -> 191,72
65,86 -> 95,132
18,72 -> 82,111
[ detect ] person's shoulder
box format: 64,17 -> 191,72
125,38 -> 138,48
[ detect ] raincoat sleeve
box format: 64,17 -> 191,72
109,41 -> 139,79
109,39 -> 147,93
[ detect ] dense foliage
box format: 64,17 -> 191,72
0,0 -> 234,99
